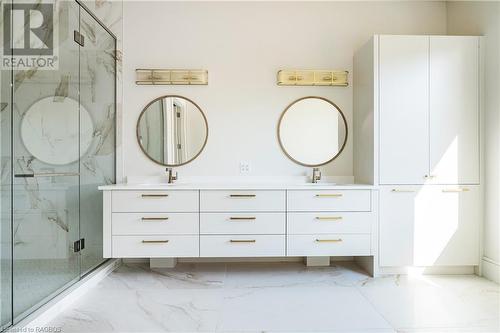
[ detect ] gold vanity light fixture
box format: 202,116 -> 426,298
135,69 -> 208,85
277,69 -> 348,86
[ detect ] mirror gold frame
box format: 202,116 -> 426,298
136,95 -> 209,167
277,96 -> 348,167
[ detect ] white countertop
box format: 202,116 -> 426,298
98,183 -> 376,190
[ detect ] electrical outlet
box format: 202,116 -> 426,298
239,161 -> 251,174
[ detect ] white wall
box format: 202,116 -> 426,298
447,1 -> 500,283
122,1 -> 447,179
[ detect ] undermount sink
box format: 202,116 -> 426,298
132,183 -> 187,186
296,182 -> 337,186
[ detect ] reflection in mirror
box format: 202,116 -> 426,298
21,97 -> 94,165
278,97 -> 347,167
137,95 -> 208,166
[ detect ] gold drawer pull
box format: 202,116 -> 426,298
141,194 -> 169,198
315,238 -> 342,243
229,194 -> 256,198
315,216 -> 342,221
391,189 -> 416,193
230,239 -> 256,243
142,240 -> 169,244
230,217 -> 256,221
315,194 -> 343,198
442,188 -> 469,193
141,217 -> 169,221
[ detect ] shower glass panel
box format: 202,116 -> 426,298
79,8 -> 115,274
12,0 -> 81,321
0,1 -> 116,328
0,0 -> 12,328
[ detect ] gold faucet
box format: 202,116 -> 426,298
166,168 -> 177,184
312,168 -> 321,183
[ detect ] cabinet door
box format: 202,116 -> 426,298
379,186 -> 420,266
379,36 -> 430,184
429,36 -> 480,184
379,185 -> 480,267
414,185 -> 480,266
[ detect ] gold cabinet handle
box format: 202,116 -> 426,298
141,217 -> 169,221
391,189 -> 416,193
230,239 -> 256,243
315,194 -> 343,198
229,194 -> 256,198
442,188 -> 470,193
141,240 -> 169,244
229,217 -> 256,221
315,216 -> 342,221
141,194 -> 169,197
315,238 -> 342,243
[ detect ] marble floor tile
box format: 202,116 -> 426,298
96,262 -> 227,290
49,289 -> 224,332
224,261 -> 370,289
43,262 -> 500,333
217,286 -> 393,332
357,274 -> 500,332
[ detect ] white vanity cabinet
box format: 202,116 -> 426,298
105,190 -> 200,258
199,190 -> 286,257
101,185 -> 376,263
287,190 -> 375,257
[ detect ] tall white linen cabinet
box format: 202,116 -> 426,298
354,35 -> 482,272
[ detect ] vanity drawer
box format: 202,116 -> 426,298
287,234 -> 371,256
200,190 -> 285,212
112,191 -> 198,212
200,235 -> 285,257
287,190 -> 371,212
287,212 -> 373,234
200,213 -> 285,234
112,235 -> 199,258
112,213 -> 198,235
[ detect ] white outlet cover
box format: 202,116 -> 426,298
239,162 -> 250,173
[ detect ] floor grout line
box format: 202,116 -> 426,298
353,283 -> 398,333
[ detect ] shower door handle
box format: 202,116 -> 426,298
15,172 -> 80,178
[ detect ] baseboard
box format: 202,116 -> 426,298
122,256 -> 354,265
482,257 -> 500,283
378,265 -> 476,275
14,259 -> 121,330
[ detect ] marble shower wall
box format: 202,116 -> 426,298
82,0 -> 123,182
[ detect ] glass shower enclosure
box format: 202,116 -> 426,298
0,0 -> 116,329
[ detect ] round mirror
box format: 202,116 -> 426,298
278,96 -> 347,167
21,97 -> 94,165
137,95 -> 208,166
